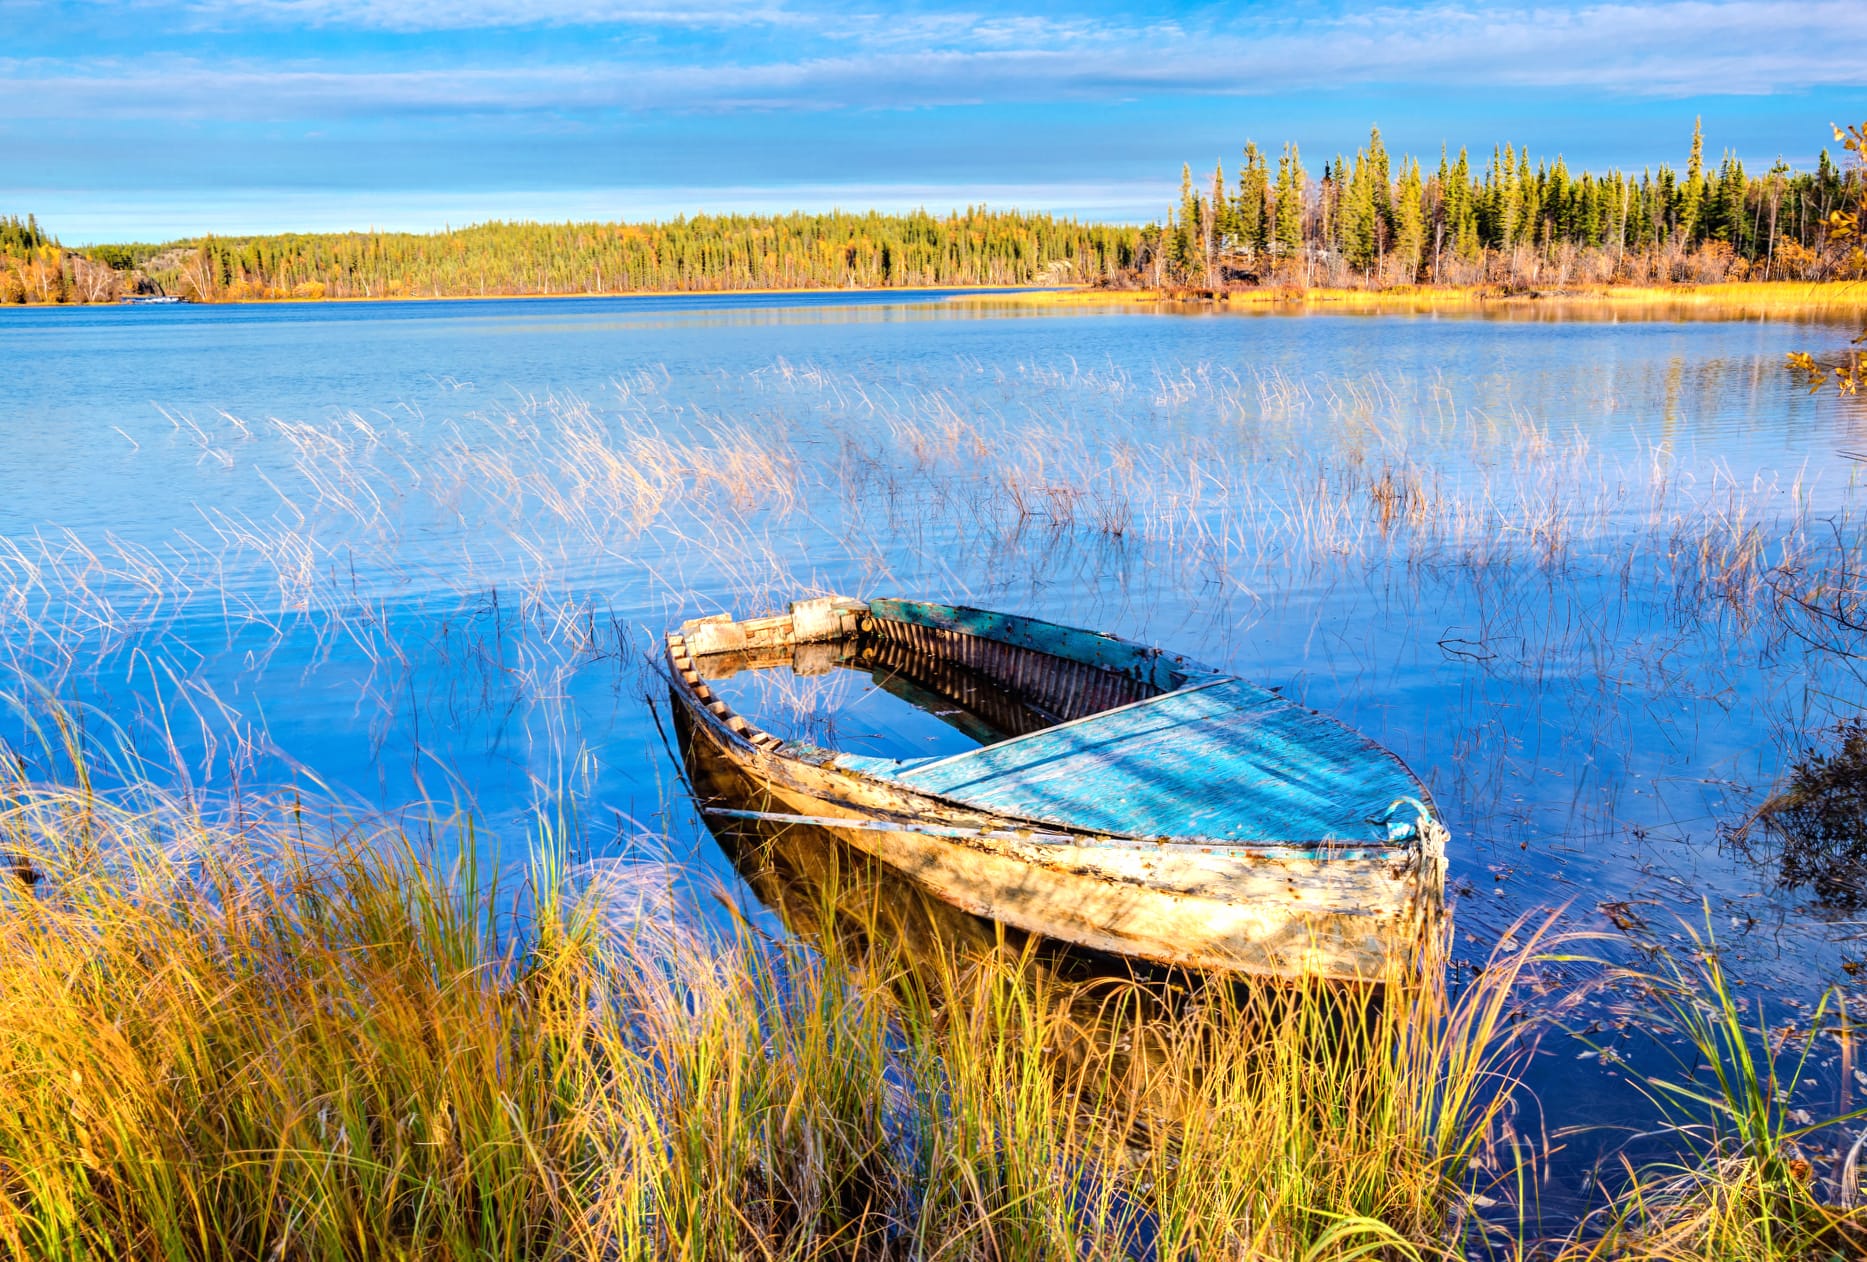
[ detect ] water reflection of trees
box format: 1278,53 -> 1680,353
1733,719 -> 1867,913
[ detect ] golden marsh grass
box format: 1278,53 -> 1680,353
967,282 -> 1867,318
0,749 -> 1562,1261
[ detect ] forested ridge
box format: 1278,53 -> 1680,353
4,121 -> 1862,304
0,208 -> 1140,303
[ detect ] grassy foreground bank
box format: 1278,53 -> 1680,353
1,759 -> 1863,1261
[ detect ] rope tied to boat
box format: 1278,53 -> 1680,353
1371,796 -> 1436,844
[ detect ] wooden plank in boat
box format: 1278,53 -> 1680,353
882,677 -> 1421,844
870,598 -> 1206,693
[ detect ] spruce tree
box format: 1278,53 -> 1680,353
1547,156 -> 1572,242
1395,159 -> 1426,279
1236,143 -> 1270,256
1368,126 -> 1394,240
1177,164 -> 1200,280
1679,117 -> 1706,241
1341,151 -> 1378,270
1449,148 -> 1481,262
1713,152 -> 1748,249
1209,162 -> 1229,256
1274,144 -> 1307,260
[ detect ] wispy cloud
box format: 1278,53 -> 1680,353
7,0 -> 1866,123
11,0 -> 1859,239
175,0 -> 796,31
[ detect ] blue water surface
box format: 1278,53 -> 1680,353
5,289 -> 1867,1207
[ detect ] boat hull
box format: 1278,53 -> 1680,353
673,690 -> 1440,981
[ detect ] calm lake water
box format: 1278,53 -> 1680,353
5,290 -> 1867,1209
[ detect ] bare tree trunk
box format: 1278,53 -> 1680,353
72,257 -> 118,303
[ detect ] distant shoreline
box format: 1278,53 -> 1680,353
957,280 -> 1867,315
12,279 -> 1865,316
258,282 -> 1050,304
70,283 -> 1044,308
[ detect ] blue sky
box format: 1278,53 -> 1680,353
3,0 -> 1864,242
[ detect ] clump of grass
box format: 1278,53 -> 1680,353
0,770 -> 919,1261
0,756 -> 1562,1261
6,749 -> 1867,1259
1559,917 -> 1867,1260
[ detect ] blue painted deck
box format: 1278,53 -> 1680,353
860,677 -> 1423,844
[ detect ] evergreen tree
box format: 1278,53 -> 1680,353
1547,156 -> 1572,242
1679,117 -> 1706,241
1367,125 -> 1394,241
1273,143 -> 1307,259
1713,152 -> 1749,249
1576,174 -> 1602,247
1318,159 -> 1339,256
1209,162 -> 1229,257
1164,204 -> 1191,279
1176,164 -> 1200,280
1654,165 -> 1677,241
1448,148 -> 1481,263
1235,143 -> 1271,256
1395,159 -> 1426,279
1339,150 -> 1379,270
1516,152 -> 1541,248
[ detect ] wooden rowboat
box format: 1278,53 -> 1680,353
667,596 -> 1449,981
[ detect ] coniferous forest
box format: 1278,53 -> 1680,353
3,122 -> 1862,303
1151,121 -> 1865,290
0,209 -> 1142,304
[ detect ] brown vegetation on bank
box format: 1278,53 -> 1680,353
965,280 -> 1867,318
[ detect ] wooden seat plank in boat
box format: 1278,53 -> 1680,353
870,676 -> 1420,846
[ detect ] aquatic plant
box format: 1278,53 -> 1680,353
1,331 -> 1864,1255
1558,918 -> 1867,1260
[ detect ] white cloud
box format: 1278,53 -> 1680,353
6,0 -> 1864,122
178,0 -> 795,30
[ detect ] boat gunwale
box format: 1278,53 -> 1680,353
698,804 -> 1413,865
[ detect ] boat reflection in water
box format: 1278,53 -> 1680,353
679,698 -> 1206,1154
